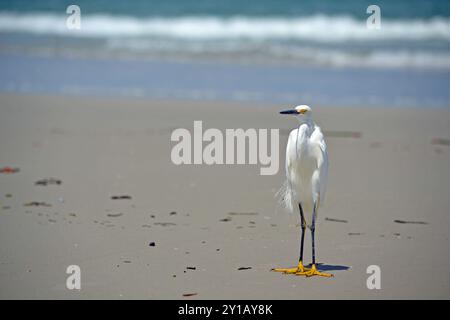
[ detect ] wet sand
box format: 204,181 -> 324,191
0,94 -> 450,299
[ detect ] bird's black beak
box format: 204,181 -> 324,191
279,109 -> 297,115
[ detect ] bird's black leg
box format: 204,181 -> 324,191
271,203 -> 310,274
311,204 -> 316,265
291,203 -> 310,275
298,203 -> 306,263
306,202 -> 333,277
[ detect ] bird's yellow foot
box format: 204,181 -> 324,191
271,261 -> 311,274
304,264 -> 333,277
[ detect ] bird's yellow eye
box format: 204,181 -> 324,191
298,109 -> 307,114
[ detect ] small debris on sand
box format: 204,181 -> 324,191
238,267 -> 252,270
169,211 -> 177,215
154,222 -> 176,227
111,195 -> 132,200
228,212 -> 258,216
394,220 -> 428,225
220,217 -> 232,222
186,267 -> 196,270
0,167 -> 19,174
431,138 -> 450,146
149,242 -> 156,247
35,178 -> 62,186
107,213 -> 124,218
182,293 -> 198,297
325,217 -> 348,223
24,201 -> 51,207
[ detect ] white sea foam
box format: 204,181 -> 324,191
1,12 -> 450,69
1,12 -> 450,41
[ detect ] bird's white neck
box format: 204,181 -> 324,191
297,119 -> 314,134
294,121 -> 314,158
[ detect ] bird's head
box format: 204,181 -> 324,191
279,105 -> 312,120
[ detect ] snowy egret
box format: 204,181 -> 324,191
272,105 -> 332,277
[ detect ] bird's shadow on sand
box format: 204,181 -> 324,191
308,263 -> 350,272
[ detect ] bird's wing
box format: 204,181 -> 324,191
277,128 -> 299,214
310,125 -> 329,208
285,128 -> 298,174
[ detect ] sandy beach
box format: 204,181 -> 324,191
0,93 -> 449,299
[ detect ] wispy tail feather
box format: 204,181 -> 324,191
276,180 -> 295,214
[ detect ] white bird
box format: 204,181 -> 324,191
272,105 -> 332,277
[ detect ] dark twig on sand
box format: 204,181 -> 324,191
238,267 -> 252,270
183,293 -> 198,297
111,195 -> 132,200
107,213 -> 124,218
35,178 -> 62,186
394,220 -> 428,225
325,217 -> 348,223
23,201 -> 52,207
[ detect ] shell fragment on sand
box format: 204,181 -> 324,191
0,167 -> 20,174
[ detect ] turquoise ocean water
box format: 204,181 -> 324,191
0,0 -> 449,106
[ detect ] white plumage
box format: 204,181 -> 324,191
279,105 -> 328,227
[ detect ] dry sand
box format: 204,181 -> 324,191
0,93 -> 449,299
